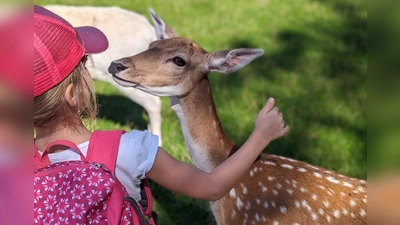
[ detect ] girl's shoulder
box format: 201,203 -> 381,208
116,130 -> 159,183
119,129 -> 159,150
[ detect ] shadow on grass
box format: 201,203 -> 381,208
96,94 -> 148,130
150,181 -> 215,225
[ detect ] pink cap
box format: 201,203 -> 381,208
34,5 -> 109,97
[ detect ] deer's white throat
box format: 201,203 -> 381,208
170,97 -> 215,173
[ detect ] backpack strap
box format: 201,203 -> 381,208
34,146 -> 45,170
140,179 -> 157,225
34,140 -> 86,170
86,130 -> 125,173
87,130 -> 157,225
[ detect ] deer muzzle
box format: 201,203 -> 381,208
108,61 -> 128,76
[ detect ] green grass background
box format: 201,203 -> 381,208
35,0 -> 367,224
369,0 -> 400,176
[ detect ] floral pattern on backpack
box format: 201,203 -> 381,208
34,133 -> 151,225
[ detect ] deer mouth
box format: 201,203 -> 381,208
112,74 -> 139,88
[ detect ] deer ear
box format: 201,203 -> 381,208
208,48 -> 264,74
149,8 -> 178,40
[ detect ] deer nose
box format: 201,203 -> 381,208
108,62 -> 128,75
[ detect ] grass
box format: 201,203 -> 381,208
35,0 -> 367,224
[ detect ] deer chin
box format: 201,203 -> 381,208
132,83 -> 186,97
112,74 -> 139,88
112,73 -> 185,97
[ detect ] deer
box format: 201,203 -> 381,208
45,5 -> 163,145
108,9 -> 367,225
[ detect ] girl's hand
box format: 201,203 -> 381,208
147,97 -> 290,202
253,98 -> 290,147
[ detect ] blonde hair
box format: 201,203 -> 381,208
34,56 -> 97,129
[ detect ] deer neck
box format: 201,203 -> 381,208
170,78 -> 236,172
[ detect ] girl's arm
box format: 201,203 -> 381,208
146,98 -> 289,201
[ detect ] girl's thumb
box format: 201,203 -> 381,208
264,98 -> 275,112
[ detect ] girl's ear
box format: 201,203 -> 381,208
65,83 -> 77,107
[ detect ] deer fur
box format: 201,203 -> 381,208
45,5 -> 162,145
109,9 -> 367,225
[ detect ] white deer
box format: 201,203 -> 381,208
45,5 -> 162,145
109,9 -> 367,225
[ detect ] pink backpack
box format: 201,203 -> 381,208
34,130 -> 157,225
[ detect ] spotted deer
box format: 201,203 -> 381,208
108,9 -> 367,225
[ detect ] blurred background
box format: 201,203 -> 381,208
33,0 -> 368,224
0,3 -> 33,225
369,0 -> 400,224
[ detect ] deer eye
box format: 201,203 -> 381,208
173,57 -> 186,67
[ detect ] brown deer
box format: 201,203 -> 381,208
108,9 -> 367,225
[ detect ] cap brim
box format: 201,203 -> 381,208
75,26 -> 109,54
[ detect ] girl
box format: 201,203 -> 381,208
34,4 -> 289,207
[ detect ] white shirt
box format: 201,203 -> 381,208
45,130 -> 159,201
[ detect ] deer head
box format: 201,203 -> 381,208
108,9 -> 264,97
